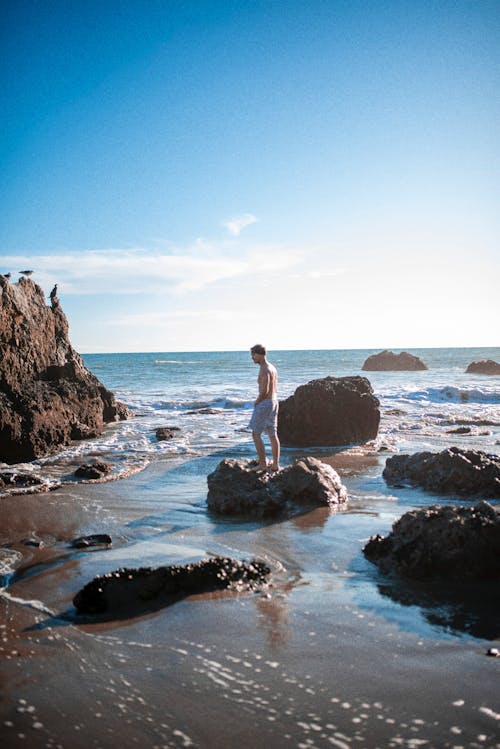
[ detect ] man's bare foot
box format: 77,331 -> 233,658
251,462 -> 268,471
268,465 -> 280,473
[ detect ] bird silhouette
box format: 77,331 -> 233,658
20,270 -> 34,276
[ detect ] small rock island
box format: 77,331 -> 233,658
362,350 -> 428,371
465,359 -> 500,375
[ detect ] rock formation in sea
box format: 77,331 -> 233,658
0,276 -> 128,464
383,447 -> 500,497
207,456 -> 348,517
277,376 -> 380,447
155,427 -> 176,440
71,533 -> 113,549
465,359 -> 500,375
74,461 -> 113,479
361,350 -> 428,371
73,556 -> 271,616
0,470 -> 46,490
363,501 -> 500,581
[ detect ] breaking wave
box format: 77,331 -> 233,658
401,386 -> 500,405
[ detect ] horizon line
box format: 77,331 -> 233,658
79,344 -> 500,356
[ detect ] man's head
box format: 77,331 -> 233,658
251,343 -> 266,363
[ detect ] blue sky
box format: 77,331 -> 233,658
1,0 -> 499,352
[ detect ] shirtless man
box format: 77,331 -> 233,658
248,344 -> 280,471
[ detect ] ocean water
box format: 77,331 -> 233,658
1,348 -> 500,748
11,346 -> 496,484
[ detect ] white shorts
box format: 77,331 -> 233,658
248,399 -> 279,437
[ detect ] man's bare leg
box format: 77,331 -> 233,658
252,432 -> 268,469
269,434 -> 280,471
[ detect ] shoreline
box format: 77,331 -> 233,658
1,347 -> 499,748
1,445 -> 499,748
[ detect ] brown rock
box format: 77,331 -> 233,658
363,501 -> 500,581
71,533 -> 113,548
465,359 -> 500,375
207,456 -> 348,517
362,350 -> 428,371
73,556 -> 271,616
156,427 -> 175,441
74,461 -> 113,480
278,376 -> 380,447
0,276 -> 129,464
383,447 -> 500,497
0,471 -> 44,488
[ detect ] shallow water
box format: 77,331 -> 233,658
1,348 -> 499,747
3,346 -> 499,492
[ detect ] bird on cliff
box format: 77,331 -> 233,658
20,270 -> 34,276
49,284 -> 58,305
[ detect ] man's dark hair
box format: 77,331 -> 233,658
251,344 -> 266,356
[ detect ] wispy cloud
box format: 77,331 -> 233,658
108,308 -> 255,326
223,213 -> 258,236
1,239 -> 302,296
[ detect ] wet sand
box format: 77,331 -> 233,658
1,449 -> 499,749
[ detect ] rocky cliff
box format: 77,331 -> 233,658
0,276 -> 128,464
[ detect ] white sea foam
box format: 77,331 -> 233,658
3,348 -> 498,494
0,588 -> 55,616
0,549 -> 23,583
154,360 -> 203,365
400,386 -> 500,405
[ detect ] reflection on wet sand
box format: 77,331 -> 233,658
255,591 -> 291,648
320,451 -> 381,476
375,578 -> 500,640
0,490 -> 95,545
291,506 -> 332,532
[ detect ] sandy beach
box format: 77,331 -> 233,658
3,0 -> 499,743
1,442 -> 499,749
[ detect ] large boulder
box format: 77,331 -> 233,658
383,447 -> 500,497
362,350 -> 428,371
73,556 -> 271,616
363,501 -> 500,581
465,359 -> 500,375
278,376 -> 379,447
0,276 -> 128,463
207,457 -> 347,517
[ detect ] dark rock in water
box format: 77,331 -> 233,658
71,534 -> 113,549
363,501 -> 500,581
73,556 -> 271,616
0,276 -> 129,464
362,350 -> 428,371
186,407 -> 223,415
465,359 -> 500,375
278,376 -> 380,447
0,471 -> 44,488
156,427 -> 175,441
22,537 -> 44,548
207,457 -> 347,517
74,461 -> 112,480
446,426 -> 472,434
383,447 -> 500,497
